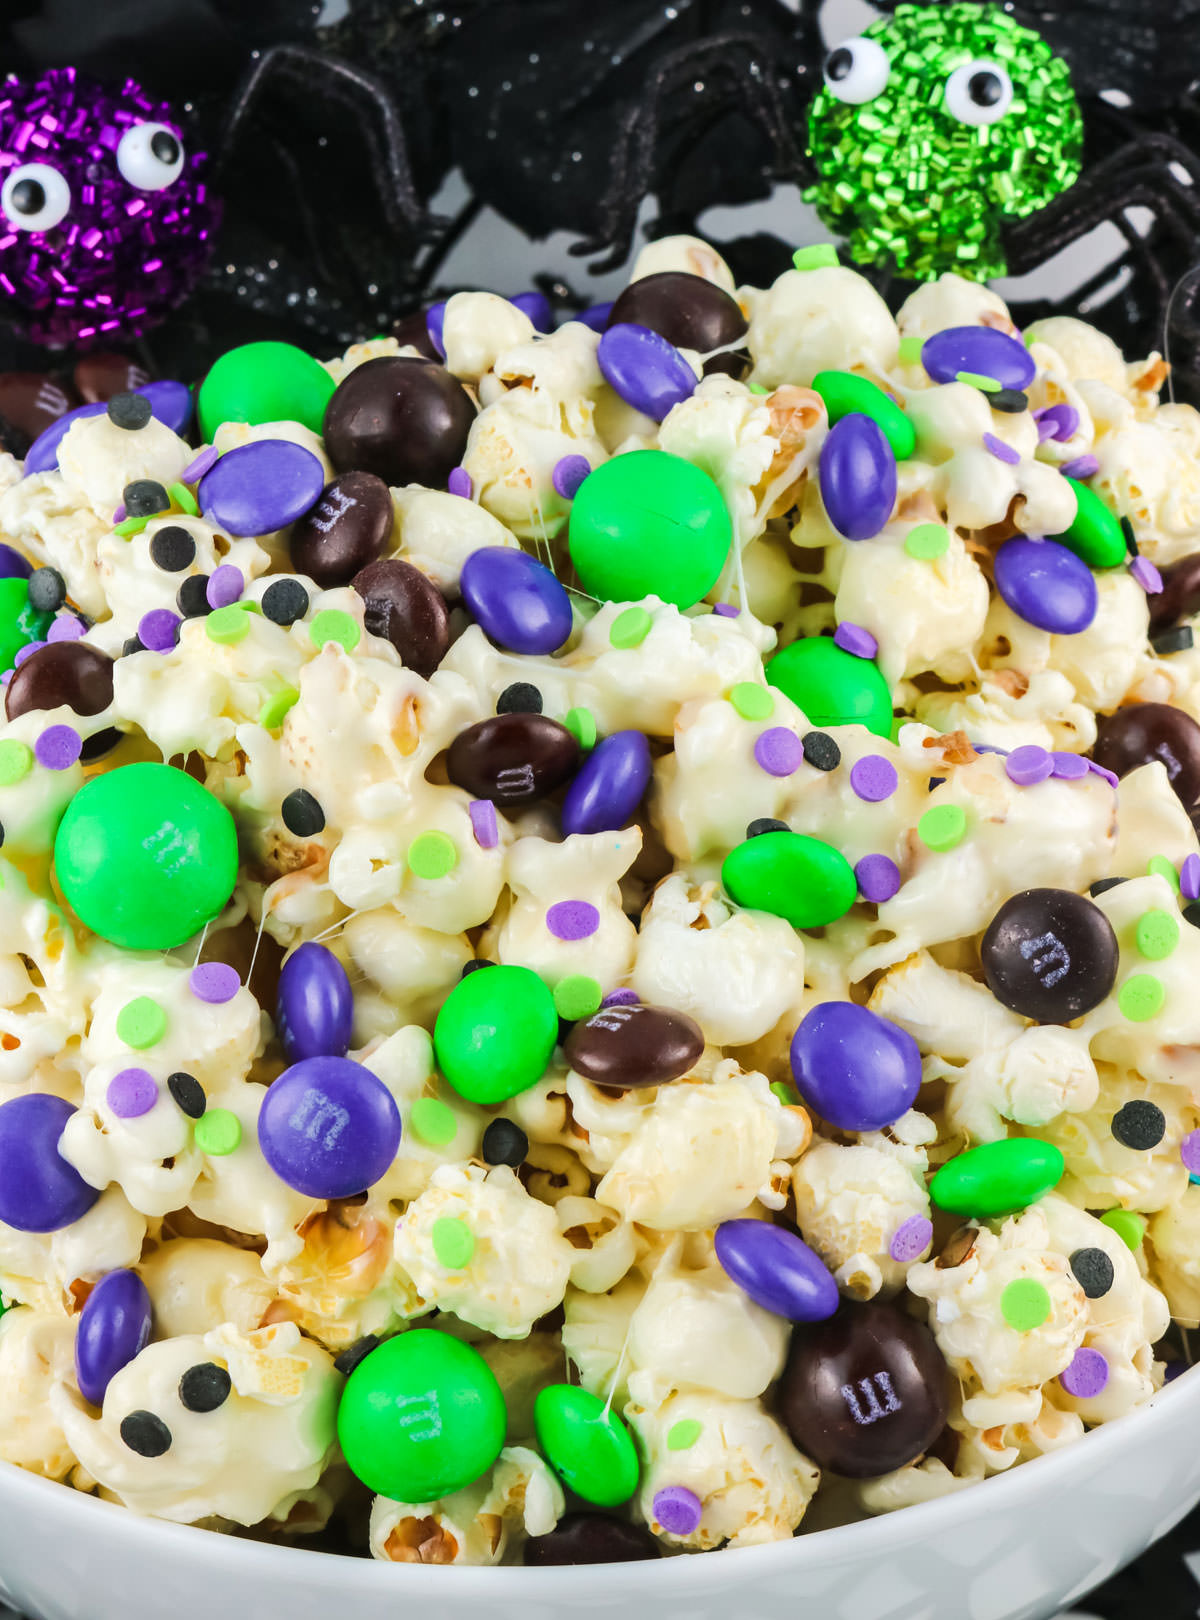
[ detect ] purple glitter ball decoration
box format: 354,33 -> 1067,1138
0,70 -> 220,348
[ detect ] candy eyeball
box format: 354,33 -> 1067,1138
944,60 -> 1014,126
116,123 -> 186,191
1,163 -> 72,232
823,37 -> 890,105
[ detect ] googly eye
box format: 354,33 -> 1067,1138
823,37 -> 890,106
116,122 -> 185,191
1,163 -> 71,232
944,60 -> 1014,126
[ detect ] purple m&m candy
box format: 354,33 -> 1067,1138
137,380 -> 193,437
0,545 -> 32,580
597,324 -> 697,422
426,301 -> 447,359
714,1219 -> 839,1321
790,1001 -> 921,1132
198,440 -> 326,538
75,1268 -> 153,1406
0,1094 -> 99,1231
460,546 -> 572,656
578,302 -> 614,333
23,402 -> 107,474
257,1055 -> 401,1199
994,537 -> 1098,635
276,942 -> 354,1062
511,291 -> 553,332
819,414 -> 897,541
920,326 -> 1036,392
561,730 -> 652,837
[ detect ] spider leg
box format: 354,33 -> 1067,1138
571,31 -> 813,274
1002,132 -> 1200,368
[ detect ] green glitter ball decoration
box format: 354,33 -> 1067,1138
805,3 -> 1083,282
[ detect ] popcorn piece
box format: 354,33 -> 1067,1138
369,1445 -> 564,1566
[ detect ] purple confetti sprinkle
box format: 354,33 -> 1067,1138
1,673 -> 10,689
1086,759 -> 1120,790
712,602 -> 740,618
47,613 -> 85,643
1181,853 -> 1200,901
972,742 -> 1011,757
601,988 -> 640,1007
1182,1130 -> 1200,1177
855,853 -> 901,902
1035,415 -> 1059,444
653,1486 -> 703,1537
34,724 -> 82,771
552,454 -> 591,500
1061,454 -> 1099,480
106,1068 -> 158,1120
189,962 -> 240,1005
13,640 -> 44,667
206,564 -> 244,610
983,433 -> 1021,466
1005,744 -> 1054,786
447,466 -> 473,500
1131,555 -> 1163,595
181,446 -> 219,483
546,900 -> 600,941
112,504 -> 126,524
1050,750 -> 1089,780
426,301 -> 447,359
1038,404 -> 1080,443
137,608 -> 180,654
849,754 -> 898,803
1060,1346 -> 1109,1400
889,1215 -> 933,1263
469,799 -> 498,850
753,727 -> 804,778
833,621 -> 878,660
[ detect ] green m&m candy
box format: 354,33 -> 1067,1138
197,341 -> 337,441
0,577 -> 52,674
338,1329 -> 506,1502
54,762 -> 238,950
1048,477 -> 1125,570
722,829 -> 857,929
534,1384 -> 640,1508
765,637 -> 893,737
812,370 -> 916,461
434,963 -> 558,1104
930,1137 -> 1064,1219
568,450 -> 732,610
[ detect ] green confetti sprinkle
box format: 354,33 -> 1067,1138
729,682 -> 774,721
432,1216 -> 475,1270
411,1097 -> 458,1148
564,707 -> 597,751
770,1081 -> 801,1106
791,243 -> 839,272
1000,1277 -> 1051,1332
1147,855 -> 1180,893
897,336 -> 925,366
258,686 -> 299,730
918,804 -> 966,852
408,831 -> 458,880
1136,908 -> 1180,961
747,382 -> 771,395
310,609 -> 361,652
115,996 -> 166,1050
667,1420 -> 703,1451
169,482 -> 199,516
0,741 -> 33,785
206,605 -> 250,645
553,974 -> 603,1021
610,607 -> 653,649
955,371 -> 1001,392
113,514 -> 150,538
194,1108 -> 241,1156
905,523 -> 950,561
1119,974 -> 1165,1022
1101,1209 -> 1145,1252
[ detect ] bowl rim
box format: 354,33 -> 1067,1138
1,1363 -> 1197,1594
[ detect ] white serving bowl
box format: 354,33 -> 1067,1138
1,1367 -> 1198,1620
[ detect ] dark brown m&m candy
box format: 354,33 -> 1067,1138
0,372 -> 78,453
1149,552 -> 1200,634
563,1002 -> 704,1091
74,352 -> 150,404
1093,703 -> 1200,809
523,1513 -> 662,1566
980,888 -> 1118,1023
290,471 -> 394,588
607,272 -> 748,378
391,309 -> 441,362
777,1298 -> 949,1478
351,558 -> 449,679
323,357 -> 476,490
446,713 -> 579,806
6,641 -> 114,728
